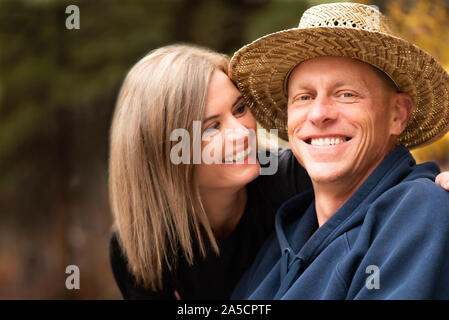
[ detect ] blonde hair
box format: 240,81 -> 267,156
109,44 -> 229,290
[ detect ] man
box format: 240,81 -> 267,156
230,2 -> 449,299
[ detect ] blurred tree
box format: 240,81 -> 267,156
0,0 -> 303,299
3,0 -> 446,299
244,0 -> 308,43
385,0 -> 449,168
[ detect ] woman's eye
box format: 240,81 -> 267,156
234,103 -> 247,115
300,95 -> 311,101
204,122 -> 220,133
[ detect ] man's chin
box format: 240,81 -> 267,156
305,166 -> 346,184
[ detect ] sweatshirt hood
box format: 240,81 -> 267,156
274,145 -> 440,290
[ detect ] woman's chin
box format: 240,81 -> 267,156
222,162 -> 261,187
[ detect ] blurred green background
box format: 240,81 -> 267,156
0,0 -> 448,299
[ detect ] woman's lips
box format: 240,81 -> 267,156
224,145 -> 252,163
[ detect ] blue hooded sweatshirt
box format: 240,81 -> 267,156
232,146 -> 449,299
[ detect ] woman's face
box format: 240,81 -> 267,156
195,70 -> 260,190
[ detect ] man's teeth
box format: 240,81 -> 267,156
310,137 -> 347,146
225,146 -> 251,162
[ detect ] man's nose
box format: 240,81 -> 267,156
307,94 -> 337,127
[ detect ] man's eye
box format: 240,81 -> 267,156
339,91 -> 358,98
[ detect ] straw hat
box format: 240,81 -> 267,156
230,2 -> 449,149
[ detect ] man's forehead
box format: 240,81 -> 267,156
287,56 -> 396,92
288,57 -> 368,87
292,57 -> 370,77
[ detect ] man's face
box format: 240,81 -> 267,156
287,56 -> 404,189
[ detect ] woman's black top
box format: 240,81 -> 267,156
109,149 -> 311,299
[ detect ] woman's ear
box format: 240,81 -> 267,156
390,92 -> 414,136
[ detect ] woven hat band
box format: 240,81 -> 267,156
299,3 -> 394,35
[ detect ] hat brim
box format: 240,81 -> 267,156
230,27 -> 449,149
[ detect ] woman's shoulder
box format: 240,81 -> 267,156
239,148 -> 310,235
255,147 -> 311,195
109,231 -> 129,272
109,231 -> 138,297
109,231 -> 125,271
109,230 -> 176,300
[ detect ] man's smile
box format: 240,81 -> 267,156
303,135 -> 352,147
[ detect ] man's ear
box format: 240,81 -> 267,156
390,93 -> 414,136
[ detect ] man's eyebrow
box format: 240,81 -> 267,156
291,82 -> 312,90
203,95 -> 243,123
291,79 -> 362,91
331,79 -> 360,88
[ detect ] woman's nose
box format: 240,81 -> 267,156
224,119 -> 251,147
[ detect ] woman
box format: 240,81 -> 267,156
109,44 -> 449,300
